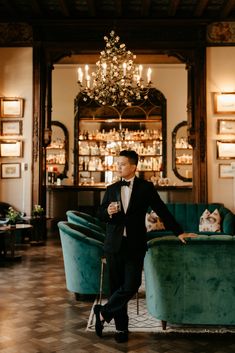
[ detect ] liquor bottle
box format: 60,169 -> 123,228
88,158 -> 96,171
79,157 -> 83,171
97,158 -> 103,171
48,172 -> 52,183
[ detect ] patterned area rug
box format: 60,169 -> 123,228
87,298 -> 235,334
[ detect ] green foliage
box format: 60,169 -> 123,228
32,204 -> 44,217
6,207 -> 20,224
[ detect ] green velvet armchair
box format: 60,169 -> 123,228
58,221 -> 109,299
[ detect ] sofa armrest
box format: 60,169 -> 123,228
221,211 -> 235,235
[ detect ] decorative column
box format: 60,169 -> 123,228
44,63 -> 53,147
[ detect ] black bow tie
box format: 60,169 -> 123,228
120,180 -> 131,187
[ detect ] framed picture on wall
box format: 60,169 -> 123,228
217,140 -> 235,159
0,97 -> 24,118
1,120 -> 22,136
214,93 -> 235,114
218,119 -> 235,134
219,164 -> 235,178
0,140 -> 23,157
1,163 -> 21,179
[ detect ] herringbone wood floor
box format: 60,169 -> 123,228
0,231 -> 235,353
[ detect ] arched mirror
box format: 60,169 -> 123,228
46,121 -> 69,184
172,121 -> 193,182
74,88 -> 166,186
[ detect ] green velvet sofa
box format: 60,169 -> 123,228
144,203 -> 235,329
58,221 -> 108,298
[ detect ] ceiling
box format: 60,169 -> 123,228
0,0 -> 235,22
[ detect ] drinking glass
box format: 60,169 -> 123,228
109,201 -> 121,218
112,201 -> 121,212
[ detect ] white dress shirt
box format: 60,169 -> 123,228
121,176 -> 134,236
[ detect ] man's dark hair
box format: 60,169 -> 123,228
119,150 -> 139,166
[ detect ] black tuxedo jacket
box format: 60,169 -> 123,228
97,177 -> 183,254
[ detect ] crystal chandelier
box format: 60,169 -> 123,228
77,30 -> 152,107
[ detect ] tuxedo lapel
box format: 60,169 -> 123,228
115,181 -> 123,211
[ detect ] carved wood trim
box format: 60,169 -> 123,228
32,43 -> 47,209
192,47 -> 207,203
0,23 -> 32,45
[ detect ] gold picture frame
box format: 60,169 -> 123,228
1,120 -> 23,136
1,163 -> 21,179
0,97 -> 24,118
0,140 -> 23,157
219,164 -> 234,178
214,93 -> 235,114
217,140 -> 235,159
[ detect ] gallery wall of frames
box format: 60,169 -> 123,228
0,97 -> 24,179
214,92 -> 235,179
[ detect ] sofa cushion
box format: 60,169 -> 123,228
145,210 -> 165,232
199,208 -> 221,232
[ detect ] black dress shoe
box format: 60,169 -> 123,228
94,304 -> 104,337
114,330 -> 129,343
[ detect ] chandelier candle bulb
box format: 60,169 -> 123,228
85,65 -> 89,79
77,67 -> 83,83
87,75 -> 91,88
147,68 -> 152,84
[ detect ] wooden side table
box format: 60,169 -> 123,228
21,216 -> 48,245
0,224 -> 33,260
29,216 -> 47,245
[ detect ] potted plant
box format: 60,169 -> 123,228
32,204 -> 44,218
6,206 -> 20,227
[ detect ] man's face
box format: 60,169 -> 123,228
117,156 -> 137,180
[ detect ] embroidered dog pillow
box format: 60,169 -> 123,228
199,208 -> 221,232
145,210 -> 165,232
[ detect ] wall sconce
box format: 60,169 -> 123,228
214,92 -> 235,114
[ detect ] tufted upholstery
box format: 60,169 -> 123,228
147,203 -> 235,239
66,210 -> 105,234
58,221 -> 109,296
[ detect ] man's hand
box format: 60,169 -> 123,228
178,232 -> 197,244
108,201 -> 121,218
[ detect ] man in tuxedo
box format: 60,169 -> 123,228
95,150 -> 195,343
